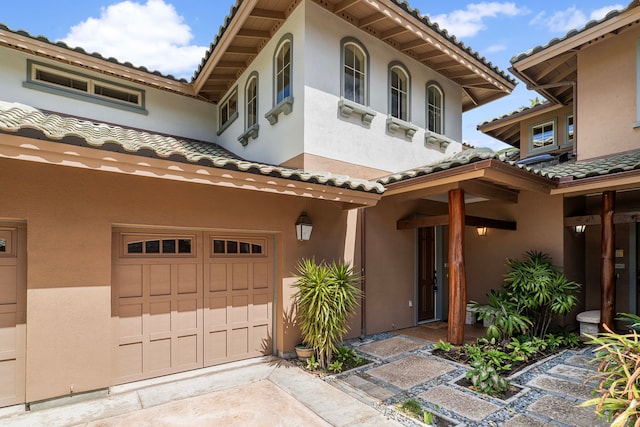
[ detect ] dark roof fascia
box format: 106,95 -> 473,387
0,23 -> 189,84
556,168 -> 640,190
477,102 -> 557,131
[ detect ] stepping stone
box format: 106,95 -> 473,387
565,355 -> 597,368
526,374 -> 592,400
342,375 -> 396,401
547,364 -> 595,383
357,336 -> 425,359
500,414 -> 547,427
418,385 -> 499,422
528,395 -> 607,427
366,355 -> 453,390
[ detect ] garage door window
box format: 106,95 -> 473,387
212,238 -> 265,256
124,236 -> 193,255
0,239 -> 5,252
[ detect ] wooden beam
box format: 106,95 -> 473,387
448,189 -> 467,345
397,214 -> 516,230
381,26 -> 409,40
236,29 -> 271,39
216,61 -> 247,68
249,8 -> 286,20
399,38 -> 428,51
460,181 -> 519,204
359,12 -> 386,28
397,215 -> 449,230
601,191 -> 616,330
334,0 -> 360,13
226,46 -> 259,55
431,60 -> 461,71
565,211 -> 640,227
465,216 -> 517,230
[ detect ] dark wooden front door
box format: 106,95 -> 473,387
418,227 -> 435,321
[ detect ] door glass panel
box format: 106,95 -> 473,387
128,241 -> 143,253
240,242 -> 250,254
162,239 -> 176,253
178,239 -> 192,254
213,240 -> 225,254
251,244 -> 262,254
227,241 -> 238,254
145,240 -> 160,254
0,239 -> 5,252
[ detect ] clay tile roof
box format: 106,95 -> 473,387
0,23 -> 189,83
510,3 -> 635,64
378,147 -> 497,185
532,150 -> 640,180
0,101 -> 384,194
193,0 -> 515,86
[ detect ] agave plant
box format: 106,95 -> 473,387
293,258 -> 362,369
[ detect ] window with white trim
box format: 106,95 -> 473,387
246,75 -> 258,128
343,41 -> 367,105
26,60 -> 145,111
390,65 -> 409,121
427,82 -> 444,134
530,119 -> 556,150
218,87 -> 238,135
565,114 -> 574,144
275,38 -> 292,104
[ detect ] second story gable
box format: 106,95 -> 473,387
479,2 -> 640,163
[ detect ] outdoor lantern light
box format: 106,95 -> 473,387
295,212 -> 313,241
476,227 -> 488,236
574,224 -> 586,233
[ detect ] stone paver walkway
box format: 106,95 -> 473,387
328,332 -> 607,426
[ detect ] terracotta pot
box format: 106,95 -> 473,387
295,345 -> 313,361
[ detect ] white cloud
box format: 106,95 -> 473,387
430,2 -> 529,38
485,43 -> 508,53
60,0 -> 207,79
531,4 -> 624,33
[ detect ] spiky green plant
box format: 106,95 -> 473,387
293,258 -> 362,369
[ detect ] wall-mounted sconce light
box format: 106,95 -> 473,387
295,212 -> 313,241
476,227 -> 488,236
574,224 -> 586,233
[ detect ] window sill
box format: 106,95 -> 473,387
633,120 -> 640,129
338,98 -> 376,124
238,124 -> 259,146
386,117 -> 417,140
265,96 -> 294,125
425,131 -> 455,152
217,111 -> 239,136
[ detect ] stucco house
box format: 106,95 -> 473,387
478,1 -> 640,336
0,0 -> 517,407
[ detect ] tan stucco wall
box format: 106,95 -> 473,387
465,191 -> 566,304
0,156 -> 361,402
281,152 -> 391,180
578,27 -> 640,160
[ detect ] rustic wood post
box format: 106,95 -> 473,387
447,189 -> 467,345
601,191 -> 616,330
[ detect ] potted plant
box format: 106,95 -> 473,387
293,258 -> 362,369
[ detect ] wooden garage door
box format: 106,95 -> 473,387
204,234 -> 273,366
0,224 -> 26,408
112,230 -> 273,385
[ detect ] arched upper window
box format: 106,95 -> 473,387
245,73 -> 258,129
389,64 -> 410,121
427,82 -> 444,134
342,38 -> 368,105
275,37 -> 292,104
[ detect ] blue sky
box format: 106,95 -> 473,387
0,1 -> 625,150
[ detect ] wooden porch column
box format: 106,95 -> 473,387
601,191 -> 616,330
447,189 -> 467,345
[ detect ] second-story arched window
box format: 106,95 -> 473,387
275,37 -> 292,104
245,73 -> 258,128
342,39 -> 368,105
389,64 -> 409,121
427,82 -> 444,134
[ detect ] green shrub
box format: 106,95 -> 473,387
472,251 -> 580,340
581,321 -> 640,426
293,259 -> 362,369
465,360 -> 509,397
